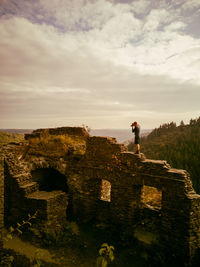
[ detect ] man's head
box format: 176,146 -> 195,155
131,121 -> 137,127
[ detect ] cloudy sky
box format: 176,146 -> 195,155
0,0 -> 200,129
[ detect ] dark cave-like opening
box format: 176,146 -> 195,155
31,168 -> 68,193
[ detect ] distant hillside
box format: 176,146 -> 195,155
0,128 -> 151,143
0,129 -> 34,134
128,118 -> 200,194
0,132 -> 24,147
91,129 -> 152,143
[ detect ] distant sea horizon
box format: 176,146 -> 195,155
0,128 -> 152,143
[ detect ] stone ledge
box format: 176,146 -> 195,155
28,190 -> 67,200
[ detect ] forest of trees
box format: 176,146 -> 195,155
128,117 -> 200,194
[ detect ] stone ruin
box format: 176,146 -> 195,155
0,126 -> 200,265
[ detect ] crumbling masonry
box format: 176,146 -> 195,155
1,127 -> 200,265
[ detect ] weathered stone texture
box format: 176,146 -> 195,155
3,154 -> 68,229
85,136 -> 126,163
25,126 -> 89,141
2,126 -> 200,265
28,190 -> 68,225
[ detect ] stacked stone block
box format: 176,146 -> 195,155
3,155 -> 68,229
71,137 -> 200,264
27,190 -> 68,227
2,127 -> 200,265
25,126 -> 89,141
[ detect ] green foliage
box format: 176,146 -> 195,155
26,134 -> 86,159
0,254 -> 14,267
30,221 -> 83,249
31,249 -> 44,267
96,243 -> 115,267
1,212 -> 37,266
3,211 -> 38,242
128,117 -> 200,193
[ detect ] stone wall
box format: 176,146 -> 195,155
25,126 -> 89,140
69,135 -> 200,264
2,127 -> 200,265
3,152 -> 68,229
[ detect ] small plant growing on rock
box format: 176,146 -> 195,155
96,243 -> 115,267
1,211 -> 38,267
3,211 -> 38,242
82,124 -> 91,134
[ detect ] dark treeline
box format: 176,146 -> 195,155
128,117 -> 200,194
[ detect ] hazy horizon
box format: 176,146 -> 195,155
1,0 -> 200,129
0,127 -> 152,143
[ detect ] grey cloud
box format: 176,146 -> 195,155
1,71 -> 200,124
0,0 -> 198,34
0,0 -> 118,32
0,0 -> 200,129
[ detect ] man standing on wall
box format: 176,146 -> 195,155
131,121 -> 140,154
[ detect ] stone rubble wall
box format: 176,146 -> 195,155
25,126 -> 89,140
2,127 -> 200,264
69,135 -> 200,264
3,151 -> 68,229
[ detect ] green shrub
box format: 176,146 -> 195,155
96,243 -> 114,267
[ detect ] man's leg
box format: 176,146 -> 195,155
136,144 -> 140,154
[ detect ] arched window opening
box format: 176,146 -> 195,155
100,179 -> 111,202
31,168 -> 68,193
141,185 -> 162,209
